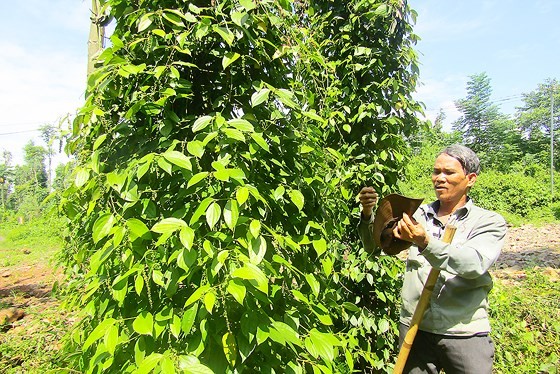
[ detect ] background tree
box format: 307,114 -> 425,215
0,151 -> 14,213
10,142 -> 48,219
453,72 -> 501,152
39,123 -> 57,191
59,0 -> 422,372
516,79 -> 560,169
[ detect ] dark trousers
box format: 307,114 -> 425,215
398,323 -> 495,374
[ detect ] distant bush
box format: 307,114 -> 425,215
470,171 -> 550,217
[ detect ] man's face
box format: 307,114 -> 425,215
431,153 -> 477,204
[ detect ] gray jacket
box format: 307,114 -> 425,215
358,198 -> 507,335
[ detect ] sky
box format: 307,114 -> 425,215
0,0 -> 558,166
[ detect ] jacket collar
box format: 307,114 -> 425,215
423,197 -> 472,221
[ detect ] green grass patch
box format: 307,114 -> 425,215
0,214 -> 64,267
490,270 -> 560,373
0,300 -> 71,373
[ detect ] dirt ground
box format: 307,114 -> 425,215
0,223 -> 559,307
493,223 -> 560,282
0,224 -> 559,368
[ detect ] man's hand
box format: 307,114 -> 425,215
359,187 -> 378,220
393,213 -> 429,249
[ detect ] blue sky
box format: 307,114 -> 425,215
0,0 -> 558,165
412,0 -> 559,129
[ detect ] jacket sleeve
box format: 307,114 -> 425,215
420,211 -> 507,279
358,214 -> 382,255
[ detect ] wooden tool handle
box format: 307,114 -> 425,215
393,221 -> 457,374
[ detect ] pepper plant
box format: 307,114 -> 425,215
59,0 -> 422,372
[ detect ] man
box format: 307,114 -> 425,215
358,144 -> 507,373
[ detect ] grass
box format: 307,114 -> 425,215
0,216 -> 559,372
489,270 -> 560,373
0,214 -> 71,373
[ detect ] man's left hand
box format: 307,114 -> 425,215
393,213 -> 429,249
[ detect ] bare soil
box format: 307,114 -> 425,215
0,224 -> 558,369
0,224 -> 558,309
492,223 -> 560,283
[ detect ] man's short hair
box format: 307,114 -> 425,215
439,144 -> 480,175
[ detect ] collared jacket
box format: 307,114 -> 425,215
358,198 -> 507,336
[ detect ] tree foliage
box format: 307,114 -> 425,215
452,72 -> 502,153
59,0 -> 423,372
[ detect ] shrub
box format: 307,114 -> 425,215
470,171 -> 550,218
58,1 -> 422,372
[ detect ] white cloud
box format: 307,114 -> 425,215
414,75 -> 468,131
0,0 -> 90,165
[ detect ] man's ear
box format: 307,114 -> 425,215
466,173 -> 477,188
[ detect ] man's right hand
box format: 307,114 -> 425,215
359,187 -> 378,220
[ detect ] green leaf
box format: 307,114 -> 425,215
223,199 -> 239,231
187,140 -> 205,158
126,218 -> 152,240
312,304 -> 333,326
239,0 -> 257,11
270,321 -> 302,347
75,168 -> 90,187
138,13 -> 153,32
152,270 -> 165,287
342,302 -> 360,312
222,52 -> 240,69
135,274 -> 144,295
312,238 -> 327,257
189,197 -> 213,226
179,226 -> 195,250
288,189 -> 305,211
273,185 -> 285,200
378,318 -> 390,333
223,128 -> 246,142
214,26 -> 235,46
187,172 -> 209,189
192,115 -> 213,132
104,325 -> 119,355
83,318 -> 116,350
181,304 -> 199,333
204,291 -> 216,314
177,247 -> 194,271
160,357 -> 176,374
185,284 -> 210,307
205,201 -> 221,229
305,329 -> 336,362
170,314 -> 182,339
232,264 -> 268,294
222,332 -> 237,367
136,353 -> 163,374
236,186 -> 249,205
249,236 -> 267,265
231,11 -> 248,27
163,151 -> 192,170
250,133 -> 270,152
302,110 -> 325,123
305,273 -> 320,297
275,88 -> 298,108
133,311 -> 154,336
227,279 -> 246,305
157,157 -> 173,175
251,88 -> 270,107
249,220 -> 261,238
93,213 -> 115,243
184,363 -> 214,374
151,218 -> 187,234
227,118 -> 254,132
93,134 -> 107,150
163,10 -> 185,27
